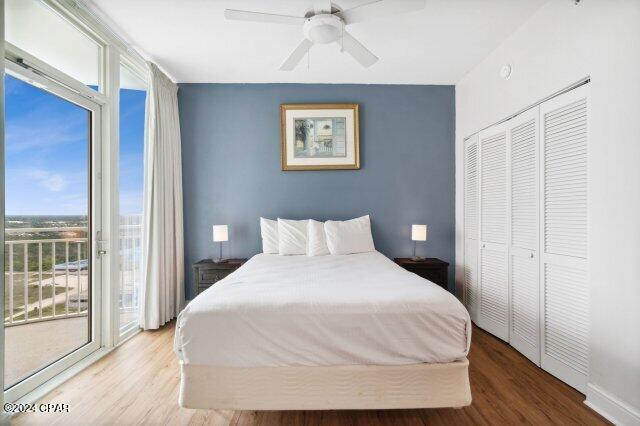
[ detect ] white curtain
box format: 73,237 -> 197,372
139,63 -> 185,330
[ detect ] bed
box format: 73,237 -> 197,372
174,251 -> 471,410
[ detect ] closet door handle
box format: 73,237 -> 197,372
530,252 -> 535,259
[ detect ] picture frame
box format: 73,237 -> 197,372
280,103 -> 360,170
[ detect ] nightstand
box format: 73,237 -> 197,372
193,258 -> 247,295
394,258 -> 449,290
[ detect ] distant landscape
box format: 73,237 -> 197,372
6,215 -> 88,231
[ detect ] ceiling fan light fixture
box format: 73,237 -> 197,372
303,14 -> 343,44
224,0 -> 427,70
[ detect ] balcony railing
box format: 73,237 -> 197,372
5,227 -> 88,326
4,218 -> 142,328
119,215 -> 142,329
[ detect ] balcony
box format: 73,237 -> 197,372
4,218 -> 141,388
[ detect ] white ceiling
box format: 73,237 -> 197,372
85,0 -> 548,84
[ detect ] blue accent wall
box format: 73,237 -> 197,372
179,84 -> 455,299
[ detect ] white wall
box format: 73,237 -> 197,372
455,0 -> 640,423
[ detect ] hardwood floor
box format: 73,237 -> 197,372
14,322 -> 609,425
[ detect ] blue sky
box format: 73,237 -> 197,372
119,81 -> 147,215
5,74 -> 146,216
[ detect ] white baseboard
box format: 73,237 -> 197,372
585,383 -> 640,425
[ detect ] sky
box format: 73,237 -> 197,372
4,74 -> 146,216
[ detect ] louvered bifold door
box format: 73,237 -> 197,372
508,107 -> 540,365
479,124 -> 509,341
464,135 -> 480,323
539,85 -> 589,393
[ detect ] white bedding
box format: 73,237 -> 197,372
174,251 -> 471,367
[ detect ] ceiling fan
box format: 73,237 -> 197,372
224,0 -> 426,71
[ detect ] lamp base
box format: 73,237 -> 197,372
411,241 -> 424,261
213,241 -> 227,263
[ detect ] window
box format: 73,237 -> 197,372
3,70 -> 101,395
118,64 -> 147,334
5,0 -> 101,89
3,0 -> 149,402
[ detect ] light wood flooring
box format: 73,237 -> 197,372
14,322 -> 609,425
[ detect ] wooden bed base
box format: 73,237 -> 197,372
179,359 -> 471,410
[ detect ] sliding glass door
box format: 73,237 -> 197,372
3,65 -> 102,400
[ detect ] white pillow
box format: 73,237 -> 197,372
324,215 -> 375,255
260,217 -> 279,254
307,219 -> 330,256
277,218 -> 308,255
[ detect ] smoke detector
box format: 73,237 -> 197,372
500,64 -> 512,79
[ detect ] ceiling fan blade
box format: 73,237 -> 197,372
280,39 -> 314,71
224,9 -> 305,25
338,0 -> 425,25
313,0 -> 332,14
339,31 -> 378,67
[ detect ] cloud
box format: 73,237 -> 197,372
27,169 -> 67,192
45,174 -> 66,191
5,116 -> 87,154
5,76 -> 89,154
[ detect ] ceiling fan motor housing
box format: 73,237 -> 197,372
303,14 -> 343,44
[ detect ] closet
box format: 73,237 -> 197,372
463,134 -> 479,324
479,123 -> 509,341
463,84 -> 589,393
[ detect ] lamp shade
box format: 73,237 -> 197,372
212,225 -> 228,242
411,224 -> 427,241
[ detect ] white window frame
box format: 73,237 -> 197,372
5,0 -> 107,98
116,59 -> 148,343
2,0 -> 149,405
1,0 -> 6,415
3,59 -> 104,402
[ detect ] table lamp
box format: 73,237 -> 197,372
212,225 -> 228,263
411,224 -> 427,260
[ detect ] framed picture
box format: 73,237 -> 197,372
280,103 -> 360,170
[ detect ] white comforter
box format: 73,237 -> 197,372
174,252 -> 471,367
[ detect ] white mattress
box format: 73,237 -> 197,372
174,252 -> 471,367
